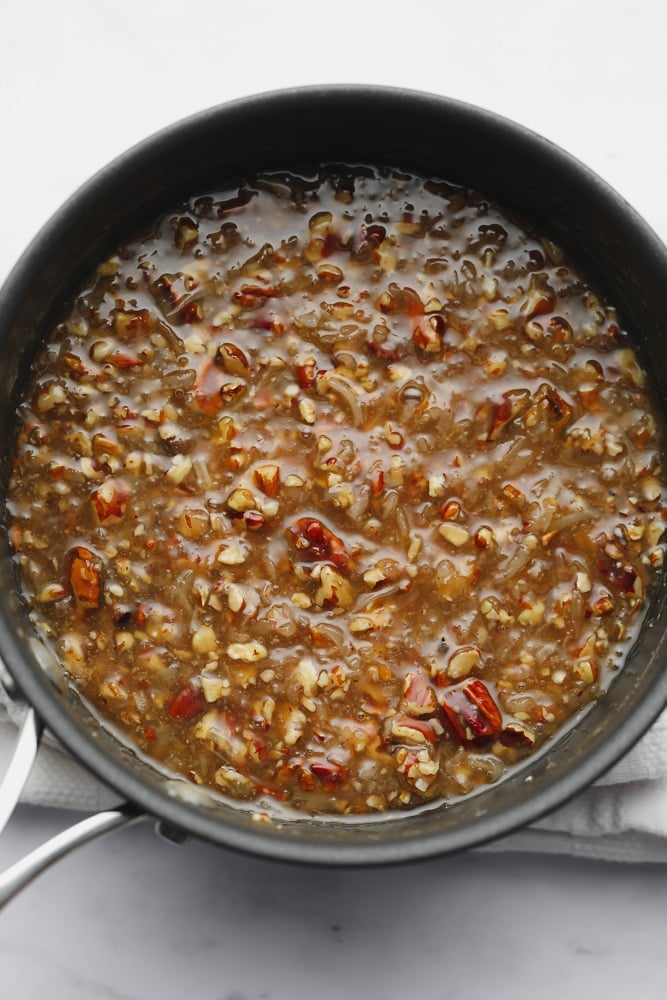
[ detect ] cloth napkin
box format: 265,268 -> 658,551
3,691 -> 667,863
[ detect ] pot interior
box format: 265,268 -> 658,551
1,87 -> 667,863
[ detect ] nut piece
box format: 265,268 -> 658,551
226,488 -> 256,513
309,759 -> 349,788
216,342 -> 252,378
283,705 -> 307,746
412,316 -> 443,353
349,616 -> 374,633
438,678 -> 502,746
315,565 -> 353,609
293,657 -> 318,698
254,464 -> 281,497
227,640 -> 268,662
177,506 -> 210,540
36,583 -> 68,603
91,478 -> 130,525
446,646 -> 482,680
216,541 -> 247,565
389,715 -> 440,744
69,546 -> 102,609
298,398 -> 316,425
294,357 -> 317,390
574,659 -> 597,685
226,583 -> 246,612
474,526 -> 495,549
438,523 -> 470,547
500,720 -> 536,748
517,598 -> 545,626
192,625 -> 217,654
403,672 -> 437,715
440,499 -> 461,521
288,517 -> 350,572
597,543 -> 637,594
168,683 -> 206,721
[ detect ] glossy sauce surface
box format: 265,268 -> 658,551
7,167 -> 665,815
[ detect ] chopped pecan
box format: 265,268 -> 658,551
254,464 -> 280,497
500,720 -> 536,748
438,678 -> 502,746
69,546 -> 102,609
520,274 -> 556,318
168,683 -> 206,721
389,715 -> 441,744
598,542 -> 638,594
113,307 -> 152,338
375,283 -> 424,317
315,565 -> 353,609
193,357 -> 226,415
309,759 -> 349,789
91,477 -> 130,525
287,517 -> 350,572
446,646 -> 482,680
243,509 -> 265,531
294,357 -> 317,390
216,342 -> 252,378
233,283 -> 277,307
487,389 -> 531,441
106,352 -> 143,369
412,315 -> 444,353
403,672 -> 438,715
523,383 -> 573,433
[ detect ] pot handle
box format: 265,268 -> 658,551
0,704 -> 43,835
0,706 -> 143,910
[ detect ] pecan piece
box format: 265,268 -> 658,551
375,283 -> 424,317
446,646 -> 482,680
168,683 -> 206,721
412,314 -> 444,353
233,283 -> 277,308
315,565 -> 353,609
193,357 -> 225,415
438,678 -> 502,746
500,720 -> 536,748
243,510 -> 265,531
403,672 -> 437,715
91,477 -> 130,525
216,342 -> 252,379
520,274 -> 556,319
389,715 -> 440,744
254,464 -> 280,497
294,357 -> 317,390
113,307 -> 152,338
106,352 -> 143,369
69,546 -> 102,609
598,542 -> 637,594
309,759 -> 349,789
487,389 -> 531,441
287,517 -> 350,572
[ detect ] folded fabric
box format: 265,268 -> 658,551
3,696 -> 667,862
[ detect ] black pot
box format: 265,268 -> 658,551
1,85 -> 667,867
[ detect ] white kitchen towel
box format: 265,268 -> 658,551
2,697 -> 667,862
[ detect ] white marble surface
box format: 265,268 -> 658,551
2,1 -> 667,995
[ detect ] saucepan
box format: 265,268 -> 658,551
1,85 -> 667,907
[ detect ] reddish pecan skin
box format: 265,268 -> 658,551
438,679 -> 502,746
69,546 -> 102,609
287,517 -> 350,571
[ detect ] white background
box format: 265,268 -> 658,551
2,2 -> 667,997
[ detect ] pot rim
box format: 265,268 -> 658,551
2,83 -> 667,865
